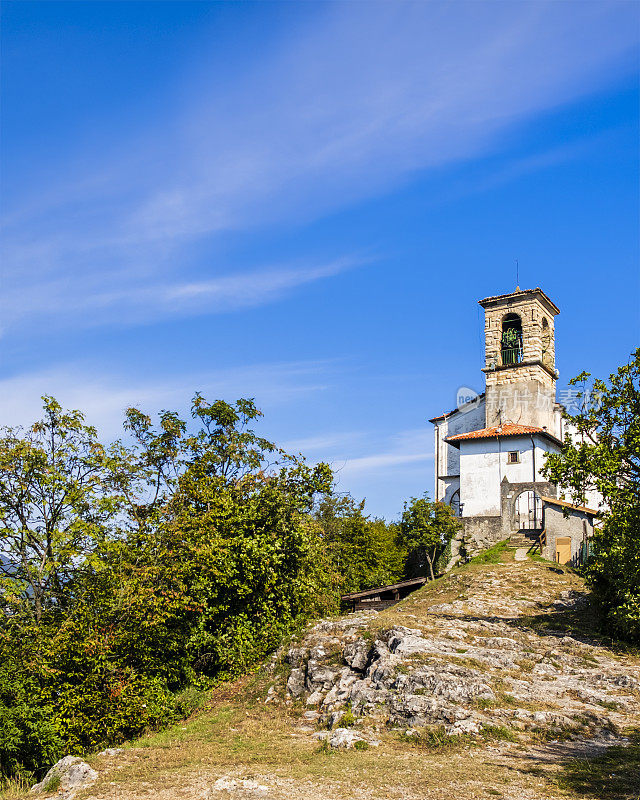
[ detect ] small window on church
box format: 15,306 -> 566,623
507,451 -> 520,464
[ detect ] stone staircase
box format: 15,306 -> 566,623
509,531 -> 541,552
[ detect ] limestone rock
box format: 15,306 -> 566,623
282,564 -> 640,747
448,718 -> 482,735
343,639 -> 369,671
314,727 -> 379,749
305,660 -> 338,690
285,647 -> 307,669
286,667 -> 306,698
97,747 -> 123,756
306,690 -> 324,706
31,756 -> 98,797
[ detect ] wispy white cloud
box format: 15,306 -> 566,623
280,432 -> 364,455
0,360 -> 333,438
337,450 -> 433,475
328,428 -> 434,478
1,1 -> 637,332
0,256 -> 364,329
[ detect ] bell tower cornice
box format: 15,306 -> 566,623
479,287 -> 560,317
482,358 -> 558,380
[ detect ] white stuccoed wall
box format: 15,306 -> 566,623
433,397 -> 486,503
459,435 -> 560,517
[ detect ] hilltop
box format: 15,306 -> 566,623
31,549 -> 640,800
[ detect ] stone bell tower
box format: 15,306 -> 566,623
479,288 -> 560,430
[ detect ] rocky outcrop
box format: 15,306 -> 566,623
286,623 -> 500,735
283,564 -> 640,744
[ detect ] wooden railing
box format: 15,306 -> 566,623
538,529 -> 546,552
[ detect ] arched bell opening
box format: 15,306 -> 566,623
501,313 -> 523,366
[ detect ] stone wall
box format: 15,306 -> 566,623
462,516 -> 505,556
542,503 -> 595,565
501,479 -> 557,531
484,378 -> 556,430
459,478 -> 557,558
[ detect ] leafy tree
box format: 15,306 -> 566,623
2,392 -> 460,779
172,469 -> 335,676
82,394 -> 336,682
0,621 -> 63,779
119,396 -> 290,526
399,494 -> 461,580
0,394 -> 341,781
314,494 -> 405,593
0,397 -> 122,622
543,348 -> 640,640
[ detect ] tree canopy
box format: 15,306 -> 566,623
0,394 -> 451,783
543,348 -> 640,640
399,494 -> 461,580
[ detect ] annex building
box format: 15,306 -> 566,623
430,287 -> 600,565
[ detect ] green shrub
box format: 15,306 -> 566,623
353,740 -> 369,750
481,724 -> 518,742
340,707 -> 356,727
42,774 -> 61,792
0,630 -> 64,781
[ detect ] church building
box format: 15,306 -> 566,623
430,287 -> 600,565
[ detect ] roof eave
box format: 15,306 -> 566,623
341,576 -> 427,601
539,495 -> 600,516
429,393 -> 485,424
445,429 -> 563,449
478,287 -> 560,316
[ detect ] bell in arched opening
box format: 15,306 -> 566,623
501,313 -> 523,366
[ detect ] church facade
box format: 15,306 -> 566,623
430,287 -> 599,564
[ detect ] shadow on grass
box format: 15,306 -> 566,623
514,600 -> 640,655
555,731 -> 640,800
515,604 -> 602,641
433,602 -> 602,646
435,587 -> 638,654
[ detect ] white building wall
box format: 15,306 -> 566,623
459,441 -> 502,516
433,397 -> 485,503
459,435 -> 561,518
553,404 -> 564,440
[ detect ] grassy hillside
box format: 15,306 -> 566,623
18,549 -> 640,800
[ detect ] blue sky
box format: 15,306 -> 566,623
1,1 -> 638,519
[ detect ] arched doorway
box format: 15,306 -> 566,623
515,490 -> 543,531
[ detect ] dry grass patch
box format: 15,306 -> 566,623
71,676 -> 572,800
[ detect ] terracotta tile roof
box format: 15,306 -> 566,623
445,423 -> 562,447
539,495 -> 600,516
